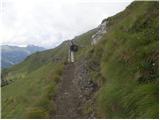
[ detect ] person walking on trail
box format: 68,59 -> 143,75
68,40 -> 78,63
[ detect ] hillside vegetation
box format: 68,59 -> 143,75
1,1 -> 159,119
1,42 -> 68,118
87,1 -> 158,118
1,30 -> 95,118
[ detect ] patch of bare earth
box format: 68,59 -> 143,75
52,61 -> 98,119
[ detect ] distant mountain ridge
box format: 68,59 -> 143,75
1,45 -> 45,68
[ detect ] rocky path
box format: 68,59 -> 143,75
53,63 -> 82,119
52,61 -> 98,119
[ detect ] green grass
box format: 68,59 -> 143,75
2,62 -> 64,118
92,1 -> 159,118
1,1 -> 159,119
78,1 -> 159,119
73,29 -> 97,60
1,42 -> 67,118
1,21 -> 96,118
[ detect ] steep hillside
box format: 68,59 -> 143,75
1,30 -> 96,118
1,45 -> 45,68
86,1 -> 159,118
1,43 -> 68,118
1,1 -> 159,119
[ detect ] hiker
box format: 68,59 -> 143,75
68,41 -> 78,63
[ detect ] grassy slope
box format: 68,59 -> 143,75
1,30 -> 95,118
2,63 -> 63,118
1,1 -> 158,119
87,1 -> 158,118
1,42 -> 68,118
72,29 -> 97,60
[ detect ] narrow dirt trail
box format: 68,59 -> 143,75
53,63 -> 83,119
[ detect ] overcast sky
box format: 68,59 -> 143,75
0,0 -> 133,48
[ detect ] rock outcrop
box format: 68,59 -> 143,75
91,19 -> 108,45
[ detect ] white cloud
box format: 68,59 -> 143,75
0,0 -> 133,48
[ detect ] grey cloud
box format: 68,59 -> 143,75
0,0 -> 133,48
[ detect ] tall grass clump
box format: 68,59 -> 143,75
96,1 -> 159,118
2,62 -> 64,118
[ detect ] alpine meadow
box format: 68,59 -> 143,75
1,1 -> 159,119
